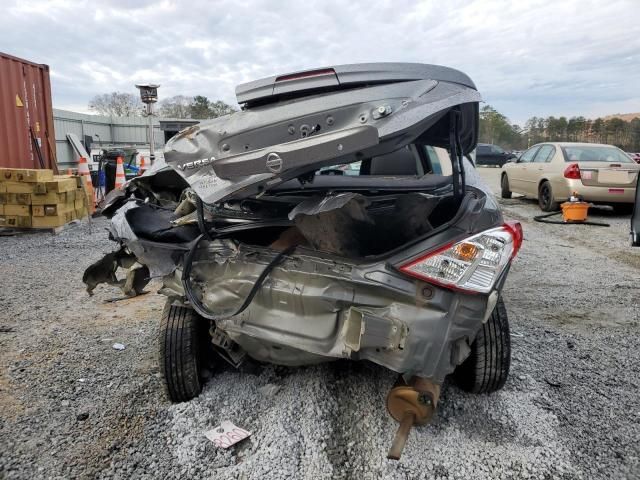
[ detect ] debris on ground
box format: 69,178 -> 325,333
204,421 -> 252,449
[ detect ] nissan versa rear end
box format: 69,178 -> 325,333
84,63 -> 522,458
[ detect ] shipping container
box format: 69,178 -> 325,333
0,52 -> 57,171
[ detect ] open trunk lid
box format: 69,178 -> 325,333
164,63 -> 481,205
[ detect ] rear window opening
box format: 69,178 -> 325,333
562,146 -> 634,163
317,144 -> 452,177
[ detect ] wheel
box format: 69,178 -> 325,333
159,301 -> 209,402
538,181 -> 559,212
501,174 -> 512,199
454,296 -> 511,393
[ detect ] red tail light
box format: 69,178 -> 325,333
276,68 -> 336,83
503,220 -> 523,258
399,222 -> 522,294
564,163 -> 581,179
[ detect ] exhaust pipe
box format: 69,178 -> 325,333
386,376 -> 441,460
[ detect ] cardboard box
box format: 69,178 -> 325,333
31,211 -> 74,228
0,215 -> 32,228
32,203 -> 74,217
3,204 -> 30,216
44,178 -> 77,193
31,192 -> 68,205
0,168 -> 53,183
0,183 -> 5,193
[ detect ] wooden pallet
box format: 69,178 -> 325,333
0,219 -> 84,236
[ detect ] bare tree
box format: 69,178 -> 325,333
88,92 -> 142,117
159,95 -> 193,118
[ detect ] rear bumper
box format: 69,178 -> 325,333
162,244 -> 501,382
557,180 -> 636,203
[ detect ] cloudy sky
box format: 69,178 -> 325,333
3,0 -> 639,124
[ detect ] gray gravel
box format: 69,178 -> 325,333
1,168 -> 639,479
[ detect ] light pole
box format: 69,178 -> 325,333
135,84 -> 160,165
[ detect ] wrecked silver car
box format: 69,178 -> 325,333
85,63 -> 522,459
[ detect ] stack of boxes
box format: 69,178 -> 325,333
0,168 -> 90,229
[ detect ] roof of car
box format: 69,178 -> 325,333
535,142 -> 617,148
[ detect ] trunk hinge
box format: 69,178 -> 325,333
449,109 -> 466,200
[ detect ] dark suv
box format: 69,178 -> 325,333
476,143 -> 515,167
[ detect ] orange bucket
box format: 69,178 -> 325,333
561,201 -> 589,222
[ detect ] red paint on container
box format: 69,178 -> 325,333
0,51 -> 56,171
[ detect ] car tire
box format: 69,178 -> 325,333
501,174 -> 512,199
159,301 -> 209,402
454,296 -> 511,394
538,181 -> 559,212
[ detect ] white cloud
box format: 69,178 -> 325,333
2,0 -> 639,124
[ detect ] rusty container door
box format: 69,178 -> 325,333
0,51 -> 57,171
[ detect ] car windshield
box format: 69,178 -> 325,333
561,146 -> 634,163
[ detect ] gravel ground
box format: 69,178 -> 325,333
1,168 -> 639,479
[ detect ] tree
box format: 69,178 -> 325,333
88,92 -> 142,116
209,100 -> 237,118
189,96 -> 237,119
159,95 -> 193,118
190,95 -> 212,119
479,105 -> 523,149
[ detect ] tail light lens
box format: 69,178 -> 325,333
564,163 -> 581,179
399,222 -> 522,294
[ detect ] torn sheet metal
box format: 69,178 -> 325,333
288,192 -> 370,220
107,201 -> 190,277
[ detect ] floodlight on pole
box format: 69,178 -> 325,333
135,83 -> 160,165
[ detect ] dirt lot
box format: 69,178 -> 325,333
1,167 -> 639,480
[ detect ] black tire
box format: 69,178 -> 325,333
538,181 -> 559,212
454,297 -> 511,394
501,174 -> 512,199
159,301 -> 208,402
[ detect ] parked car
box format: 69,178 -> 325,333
501,142 -> 640,212
475,143 -> 516,167
627,152 -> 640,164
84,64 -> 522,442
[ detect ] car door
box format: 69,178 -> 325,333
526,144 -> 556,195
508,146 -> 539,193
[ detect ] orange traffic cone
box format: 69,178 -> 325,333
138,155 -> 146,175
115,156 -> 126,189
77,156 -> 95,215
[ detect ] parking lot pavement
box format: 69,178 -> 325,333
0,173 -> 639,479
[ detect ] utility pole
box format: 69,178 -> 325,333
135,84 -> 160,165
